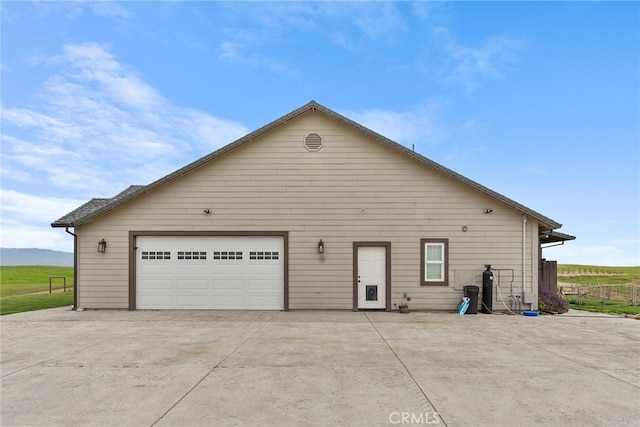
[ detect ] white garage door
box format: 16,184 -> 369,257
136,236 -> 284,310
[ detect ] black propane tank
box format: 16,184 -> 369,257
482,265 -> 493,314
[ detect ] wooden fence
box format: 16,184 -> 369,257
540,259 -> 558,293
560,283 -> 638,306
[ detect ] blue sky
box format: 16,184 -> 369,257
1,1 -> 639,266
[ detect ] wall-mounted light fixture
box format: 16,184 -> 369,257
98,239 -> 107,253
483,209 -> 493,214
318,239 -> 324,254
203,209 -> 212,214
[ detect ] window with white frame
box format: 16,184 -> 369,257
421,239 -> 448,286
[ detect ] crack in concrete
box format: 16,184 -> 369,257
363,312 -> 448,427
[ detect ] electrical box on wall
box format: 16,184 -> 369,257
523,292 -> 536,304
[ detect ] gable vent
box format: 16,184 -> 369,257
304,133 -> 323,151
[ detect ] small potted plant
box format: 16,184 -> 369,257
398,293 -> 411,313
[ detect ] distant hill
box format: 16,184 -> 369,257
0,248 -> 73,266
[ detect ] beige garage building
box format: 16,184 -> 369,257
52,101 -> 573,312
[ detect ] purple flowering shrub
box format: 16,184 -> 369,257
538,284 -> 569,314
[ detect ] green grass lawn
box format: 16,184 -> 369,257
567,296 -> 640,316
1,266 -> 74,315
1,292 -> 74,316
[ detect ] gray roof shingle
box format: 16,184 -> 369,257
51,186 -> 144,227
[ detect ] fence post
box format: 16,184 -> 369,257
48,277 -> 67,294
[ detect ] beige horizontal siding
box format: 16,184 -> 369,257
75,109 -> 539,310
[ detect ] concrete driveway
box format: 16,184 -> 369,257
1,308 -> 638,427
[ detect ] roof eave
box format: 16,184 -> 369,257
51,222 -> 74,228
53,186 -> 150,227
540,230 -> 576,244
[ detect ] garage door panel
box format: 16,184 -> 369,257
246,296 -> 281,309
211,278 -> 245,289
246,292 -> 280,301
136,236 -> 284,310
138,264 -> 174,274
138,295 -> 174,309
247,265 -> 282,275
214,264 -> 245,274
174,279 -> 209,290
247,278 -> 281,290
139,278 -> 173,290
173,265 -> 209,274
175,295 -> 211,308
212,295 -> 247,307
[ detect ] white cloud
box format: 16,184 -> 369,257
2,107 -> 66,129
339,103 -> 447,147
0,164 -> 31,184
543,240 -> 640,267
217,44 -> 294,75
218,2 -> 409,66
337,104 -> 496,169
0,226 -> 75,253
2,42 -> 249,197
219,41 -> 241,60
49,43 -> 163,109
92,1 -> 133,19
350,3 -> 407,41
0,189 -> 85,251
432,27 -> 525,91
1,189 -> 82,225
1,42 -> 250,251
0,222 -> 73,252
26,1 -> 132,21
216,3 -> 521,92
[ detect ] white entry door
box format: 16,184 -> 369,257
357,246 -> 386,309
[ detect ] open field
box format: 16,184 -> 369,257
0,266 -> 74,315
1,266 -> 74,296
558,265 -> 640,275
558,265 -> 640,316
558,264 -> 640,285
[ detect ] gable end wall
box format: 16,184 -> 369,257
75,110 -> 539,310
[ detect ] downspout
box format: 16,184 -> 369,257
65,227 -> 78,310
522,215 -> 527,300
